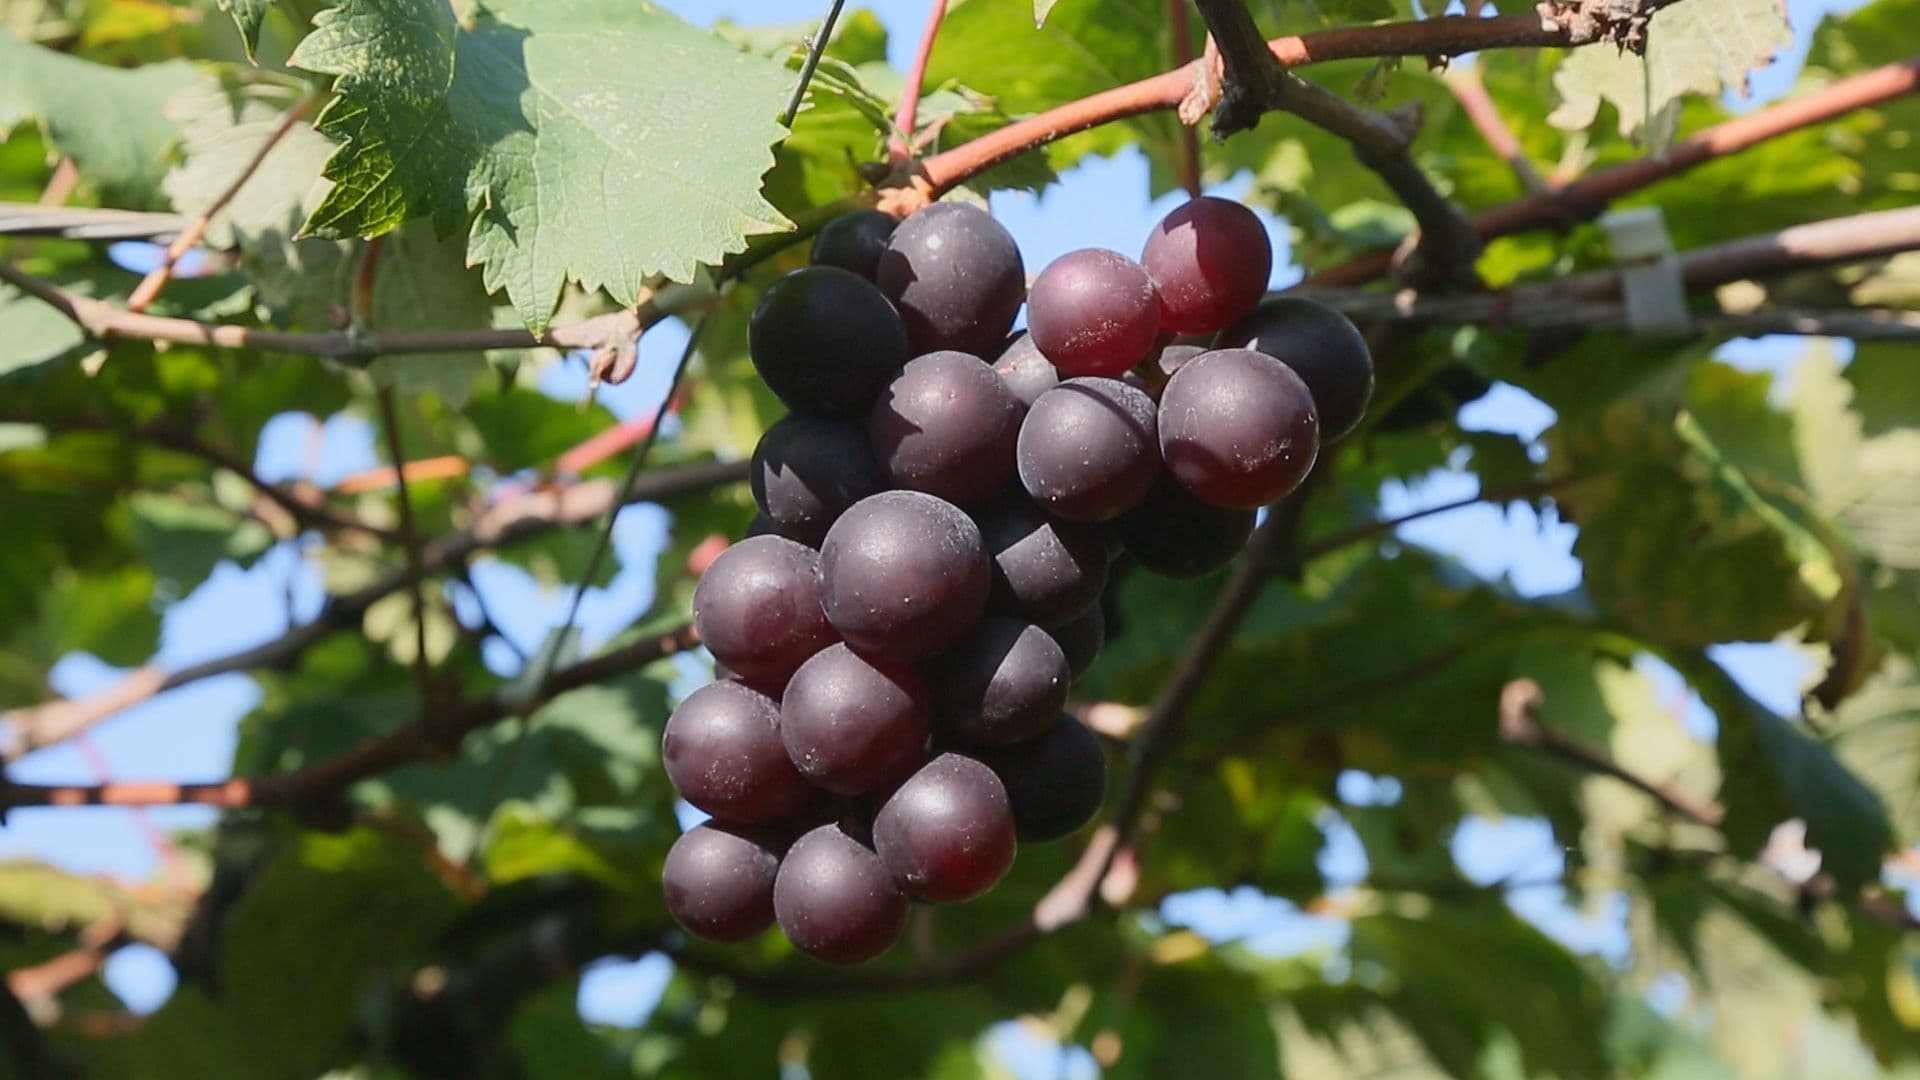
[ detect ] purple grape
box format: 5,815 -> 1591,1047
662,681 -> 817,824
1216,297 -> 1375,440
973,492 -> 1107,627
751,413 -> 888,547
1050,604 -> 1105,679
1026,248 -> 1162,377
774,822 -> 910,964
1016,377 -> 1160,523
876,203 -> 1025,356
662,822 -> 784,942
818,491 -> 991,659
691,535 -> 837,690
810,209 -> 897,280
749,267 -> 909,418
872,753 -> 1017,902
992,332 -> 1060,409
972,715 -> 1107,842
1141,196 -> 1272,334
1111,472 -> 1256,578
926,616 -> 1071,745
781,643 -> 931,795
868,351 -> 1022,507
1158,348 -> 1320,508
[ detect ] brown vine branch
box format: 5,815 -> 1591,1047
0,623 -> 702,812
919,2 -> 1690,195
1,458 -> 747,762
1313,55 -> 1920,286
0,202 -> 188,242
1499,679 -> 1723,827
124,97 -> 316,314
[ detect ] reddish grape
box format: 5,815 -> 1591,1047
691,535 -> 837,689
872,753 -> 1017,902
818,491 -> 991,659
973,491 -> 1107,627
662,682 -> 817,823
810,209 -> 897,280
926,616 -> 1070,745
876,203 -> 1025,356
1216,297 -> 1375,440
1026,248 -> 1162,377
1140,196 -> 1272,334
1016,377 -> 1160,522
1158,348 -> 1319,508
749,267 -> 909,418
972,715 -> 1107,842
991,332 -> 1059,409
662,822 -> 784,942
868,351 -> 1022,507
1111,472 -> 1255,578
774,822 -> 910,964
781,643 -> 931,795
751,413 -> 888,547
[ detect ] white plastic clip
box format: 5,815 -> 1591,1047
1600,206 -> 1692,336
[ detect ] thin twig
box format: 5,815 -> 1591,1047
891,0 -> 950,163
1445,65 -> 1549,194
1166,0 -> 1204,197
375,385 -> 440,710
783,0 -> 848,128
1499,679 -> 1723,827
124,97 -> 316,314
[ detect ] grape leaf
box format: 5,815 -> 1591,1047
0,278 -> 91,377
218,0 -> 275,56
289,0 -> 794,332
1550,0 -> 1792,140
0,30 -> 199,203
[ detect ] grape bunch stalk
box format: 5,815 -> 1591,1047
661,195 -> 1374,965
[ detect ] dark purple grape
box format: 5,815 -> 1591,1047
972,715 -> 1107,842
1216,297 -> 1374,440
992,332 -> 1059,409
663,681 -> 817,823
1050,604 -> 1105,679
973,492 -> 1107,627
691,536 -> 837,689
1158,348 -> 1319,509
818,491 -> 991,659
749,267 -> 909,418
1016,377 -> 1160,523
751,413 -> 888,547
926,616 -> 1070,745
774,822 -> 910,964
1141,196 -> 1272,334
876,203 -> 1025,356
781,643 -> 931,795
1026,248 -> 1162,377
868,351 -> 1022,507
872,753 -> 1017,902
1111,472 -> 1256,578
662,822 -> 784,942
810,209 -> 897,280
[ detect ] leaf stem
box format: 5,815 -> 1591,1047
783,0 -> 848,128
891,0 -> 949,162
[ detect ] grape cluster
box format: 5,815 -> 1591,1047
662,196 -> 1372,964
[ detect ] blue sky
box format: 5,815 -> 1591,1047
0,0 -> 1877,1070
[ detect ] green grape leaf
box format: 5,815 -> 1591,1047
222,828 -> 462,1073
290,0 -> 794,332
1690,655 -> 1893,891
218,0 -> 275,57
0,30 -> 199,203
129,491 -> 273,594
0,277 -> 92,378
1550,0 -> 1792,140
1844,343 -> 1920,439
